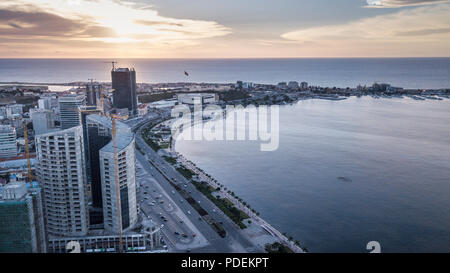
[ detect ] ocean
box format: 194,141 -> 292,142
1,58 -> 450,89
175,97 -> 450,253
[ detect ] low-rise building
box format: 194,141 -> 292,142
0,125 -> 18,159
177,93 -> 218,105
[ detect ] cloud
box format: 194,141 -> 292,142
283,4 -> 450,41
281,4 -> 450,56
366,0 -> 450,7
0,0 -> 231,48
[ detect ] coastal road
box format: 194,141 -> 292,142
136,121 -> 263,253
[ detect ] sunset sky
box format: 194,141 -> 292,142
1,0 -> 450,58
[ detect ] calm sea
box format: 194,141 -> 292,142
1,58 -> 450,89
175,97 -> 450,253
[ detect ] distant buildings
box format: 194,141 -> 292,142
5,104 -> 23,119
277,82 -> 288,90
0,182 -> 47,253
0,104 -> 23,120
38,95 -> 58,112
112,68 -> 138,117
300,82 -> 308,90
177,93 -> 218,105
0,125 -> 18,159
235,81 -> 254,90
59,94 -> 86,129
138,104 -> 148,116
86,82 -> 102,106
35,126 -> 89,237
30,109 -> 56,136
288,81 -> 299,89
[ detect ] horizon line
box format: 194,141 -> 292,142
1,56 -> 450,60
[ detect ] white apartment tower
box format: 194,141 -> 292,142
0,125 -> 18,159
35,126 -> 89,237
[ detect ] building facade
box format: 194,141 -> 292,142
30,109 -> 56,136
111,68 -> 138,117
85,115 -> 113,214
86,83 -> 102,106
59,94 -> 86,129
85,114 -> 137,234
35,126 -> 89,237
99,134 -> 137,234
0,182 -> 47,253
0,125 -> 18,159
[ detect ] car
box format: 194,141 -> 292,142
192,234 -> 196,238
187,210 -> 191,215
174,232 -> 180,235
186,248 -> 191,252
182,234 -> 187,238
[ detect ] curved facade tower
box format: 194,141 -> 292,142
86,115 -> 137,234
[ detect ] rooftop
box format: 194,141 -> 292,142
86,114 -> 135,154
0,125 -> 15,134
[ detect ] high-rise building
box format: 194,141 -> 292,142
86,83 -> 102,106
85,115 -> 137,233
0,125 -> 18,159
35,126 -> 89,237
30,109 -> 56,136
59,94 -> 86,129
0,182 -> 47,253
111,68 -> 138,117
100,126 -> 137,234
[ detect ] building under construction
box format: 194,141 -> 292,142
0,182 -> 47,253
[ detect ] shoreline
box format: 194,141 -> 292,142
149,117 -> 306,253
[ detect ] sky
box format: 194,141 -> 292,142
0,0 -> 449,58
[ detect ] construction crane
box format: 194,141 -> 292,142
103,61 -> 118,70
22,121 -> 33,183
111,115 -> 123,253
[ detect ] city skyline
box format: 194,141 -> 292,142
0,0 -> 449,58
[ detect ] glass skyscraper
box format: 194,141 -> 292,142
111,68 -> 138,117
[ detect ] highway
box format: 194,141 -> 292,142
135,118 -> 263,253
